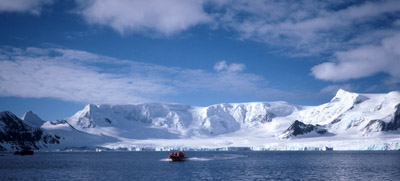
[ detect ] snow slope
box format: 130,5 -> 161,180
41,120 -> 118,150
63,101 -> 298,139
3,89 -> 399,151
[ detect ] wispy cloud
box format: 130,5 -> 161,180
2,0 -> 399,88
75,0 -> 212,36
0,46 -> 292,104
208,0 -> 400,86
211,0 -> 400,54
73,0 -> 400,86
0,0 -> 53,15
0,47 -> 174,103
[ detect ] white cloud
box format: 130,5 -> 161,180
72,0 -> 400,87
3,0 -> 398,87
72,0 -> 400,85
0,47 -> 290,104
0,47 -> 175,104
204,0 -> 400,57
76,0 -> 212,36
213,60 -> 245,72
0,0 -> 53,14
206,0 -> 400,84
311,33 -> 400,82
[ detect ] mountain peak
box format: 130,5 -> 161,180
22,110 -> 44,127
333,89 -> 356,100
335,89 -> 353,97
331,89 -> 368,105
0,110 -> 60,151
86,103 -> 100,111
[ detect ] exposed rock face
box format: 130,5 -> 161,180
392,103 -> 400,129
363,120 -> 386,134
0,111 -> 60,151
279,120 -> 327,139
363,104 -> 400,135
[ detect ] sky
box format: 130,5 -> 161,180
0,0 -> 399,121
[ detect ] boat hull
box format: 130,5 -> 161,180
168,151 -> 186,161
14,150 -> 34,156
170,157 -> 185,161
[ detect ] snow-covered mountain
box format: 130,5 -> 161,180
1,89 -> 399,151
63,101 -> 298,139
283,89 -> 400,136
0,111 -> 60,151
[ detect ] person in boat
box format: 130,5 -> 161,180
177,150 -> 185,157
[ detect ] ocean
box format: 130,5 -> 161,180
1,151 -> 399,180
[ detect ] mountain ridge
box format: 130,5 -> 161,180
1,89 -> 400,151
0,111 -> 60,151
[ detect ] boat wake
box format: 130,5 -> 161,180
160,158 -> 173,162
185,157 -> 212,161
160,154 -> 246,162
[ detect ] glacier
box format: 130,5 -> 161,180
2,89 -> 400,151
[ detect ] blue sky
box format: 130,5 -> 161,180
0,0 -> 399,121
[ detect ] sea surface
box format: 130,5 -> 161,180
0,151 -> 399,180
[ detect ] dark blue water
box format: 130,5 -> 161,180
0,151 -> 399,180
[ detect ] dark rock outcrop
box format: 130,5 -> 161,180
261,113 -> 276,123
280,120 -> 328,139
363,119 -> 386,134
0,111 -> 60,151
391,103 -> 400,129
363,104 -> 400,134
